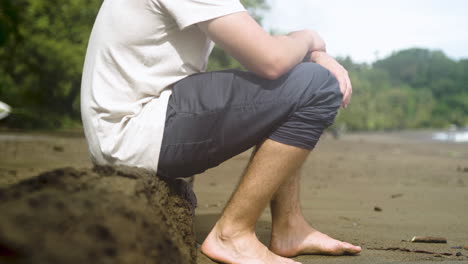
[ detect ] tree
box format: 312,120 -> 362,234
0,0 -> 22,46
0,0 -> 102,128
334,49 -> 468,130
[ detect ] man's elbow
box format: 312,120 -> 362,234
259,68 -> 283,80
256,55 -> 291,80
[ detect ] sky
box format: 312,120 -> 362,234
262,0 -> 468,63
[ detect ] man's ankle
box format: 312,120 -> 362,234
271,213 -> 308,233
213,220 -> 255,240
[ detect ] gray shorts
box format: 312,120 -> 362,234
157,62 -> 342,179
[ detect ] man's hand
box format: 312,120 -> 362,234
310,51 -> 352,108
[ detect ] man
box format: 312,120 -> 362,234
81,0 -> 361,263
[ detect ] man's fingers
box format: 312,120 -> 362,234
337,76 -> 348,107
336,70 -> 350,108
343,74 -> 352,107
313,53 -> 353,108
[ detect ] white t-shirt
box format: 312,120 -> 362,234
81,0 -> 245,171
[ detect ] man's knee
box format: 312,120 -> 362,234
284,62 -> 342,110
292,62 -> 330,77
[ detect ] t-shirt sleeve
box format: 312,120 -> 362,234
158,0 -> 246,30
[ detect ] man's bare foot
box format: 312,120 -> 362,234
269,218 -> 362,257
201,223 -> 301,264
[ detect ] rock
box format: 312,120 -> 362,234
456,252 -> 463,257
374,206 -> 382,212
0,166 -> 197,264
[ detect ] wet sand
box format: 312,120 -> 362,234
1,130 -> 467,263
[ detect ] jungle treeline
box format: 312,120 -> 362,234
0,0 -> 466,130
335,49 -> 468,130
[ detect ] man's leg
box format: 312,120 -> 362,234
269,169 -> 362,256
159,63 -> 349,263
201,139 -> 307,264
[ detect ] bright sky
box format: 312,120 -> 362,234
262,0 -> 468,63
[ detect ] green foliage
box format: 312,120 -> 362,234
206,46 -> 245,72
0,0 -> 21,45
335,48 -> 468,130
0,0 -> 102,128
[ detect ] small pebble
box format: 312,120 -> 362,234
456,252 -> 463,257
464,245 -> 468,250
374,206 -> 382,212
53,145 -> 64,152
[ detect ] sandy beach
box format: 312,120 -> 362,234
1,130 -> 467,263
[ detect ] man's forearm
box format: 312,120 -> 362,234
198,12 -> 326,79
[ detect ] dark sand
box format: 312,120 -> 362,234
1,131 -> 467,263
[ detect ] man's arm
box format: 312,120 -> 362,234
198,11 -> 352,107
197,12 -> 325,80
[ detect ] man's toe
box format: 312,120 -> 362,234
343,242 -> 361,254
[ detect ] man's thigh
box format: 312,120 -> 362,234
157,63 -> 341,179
